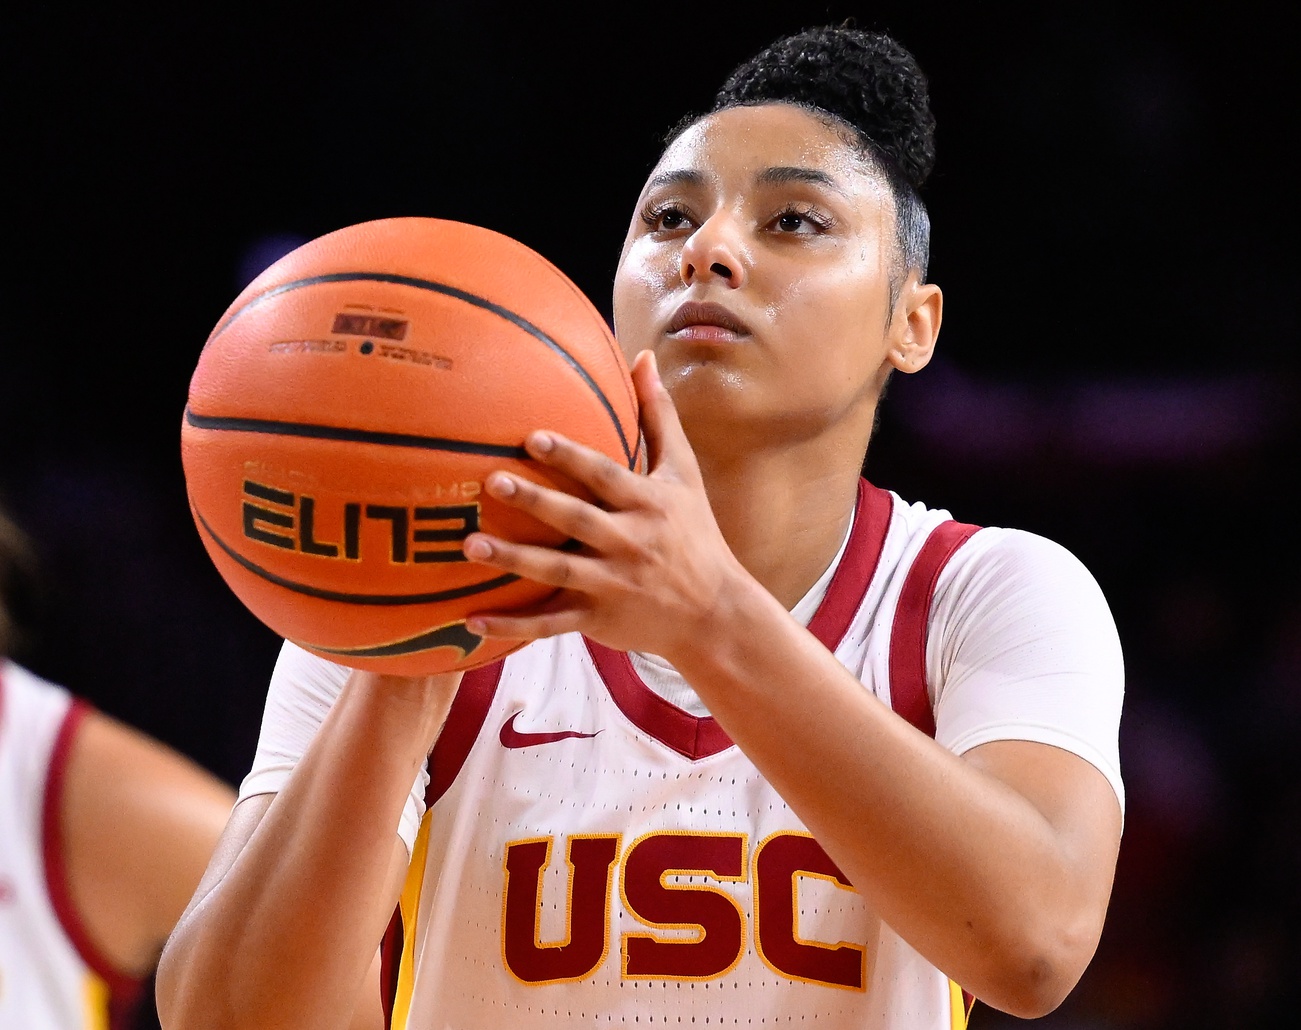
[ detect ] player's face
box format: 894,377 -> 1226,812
612,103 -> 928,453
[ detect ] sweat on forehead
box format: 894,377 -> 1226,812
651,104 -> 890,195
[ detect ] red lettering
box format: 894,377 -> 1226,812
499,830 -> 871,991
621,832 -> 746,979
753,832 -> 866,990
502,835 -> 620,984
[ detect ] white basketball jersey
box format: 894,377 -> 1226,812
380,482 -> 981,1029
0,661 -> 142,1030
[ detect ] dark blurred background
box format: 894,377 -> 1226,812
3,2 -> 1297,1026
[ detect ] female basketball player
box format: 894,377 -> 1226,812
0,502 -> 236,1029
157,25 -> 1124,1030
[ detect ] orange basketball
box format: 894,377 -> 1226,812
181,217 -> 640,675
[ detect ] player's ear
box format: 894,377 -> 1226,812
887,274 -> 941,374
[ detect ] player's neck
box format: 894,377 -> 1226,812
697,442 -> 862,612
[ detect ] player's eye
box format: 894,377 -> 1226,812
640,203 -> 695,233
771,205 -> 833,234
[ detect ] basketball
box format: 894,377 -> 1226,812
181,217 -> 641,675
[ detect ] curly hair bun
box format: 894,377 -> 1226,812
712,25 -> 935,193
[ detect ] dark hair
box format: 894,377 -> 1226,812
0,504 -> 40,659
684,25 -> 936,299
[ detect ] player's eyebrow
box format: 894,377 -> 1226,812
642,165 -> 849,198
756,165 -> 849,196
643,169 -> 706,193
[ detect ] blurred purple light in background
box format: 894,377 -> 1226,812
1066,377 -> 1280,460
893,358 -> 1287,466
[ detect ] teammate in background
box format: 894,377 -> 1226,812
157,24 -> 1125,1029
0,503 -> 237,1029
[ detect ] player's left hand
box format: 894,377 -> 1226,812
463,349 -> 751,661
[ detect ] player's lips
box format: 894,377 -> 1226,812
666,301 -> 752,339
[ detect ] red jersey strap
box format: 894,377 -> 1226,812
382,660 -> 506,1027
804,478 -> 893,650
890,520 -> 982,1018
41,698 -> 146,1029
888,520 -> 982,739
379,902 -> 404,1029
425,659 -> 506,807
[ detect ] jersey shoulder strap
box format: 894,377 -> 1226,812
888,520 -> 982,738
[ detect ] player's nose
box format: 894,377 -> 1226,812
680,214 -> 746,289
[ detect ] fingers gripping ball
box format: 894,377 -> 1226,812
181,217 -> 641,674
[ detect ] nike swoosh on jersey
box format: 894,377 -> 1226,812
499,711 -> 601,749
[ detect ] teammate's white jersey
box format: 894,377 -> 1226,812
242,481 -> 1125,1029
0,661 -> 142,1030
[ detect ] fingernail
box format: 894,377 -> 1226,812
466,617 -> 486,634
464,536 -> 492,559
529,431 -> 554,453
487,472 -> 516,497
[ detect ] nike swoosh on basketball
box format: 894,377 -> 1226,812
499,711 -> 601,749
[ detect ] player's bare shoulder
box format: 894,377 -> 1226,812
61,707 -> 235,974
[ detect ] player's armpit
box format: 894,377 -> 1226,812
60,708 -> 236,976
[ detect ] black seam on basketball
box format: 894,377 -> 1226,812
207,271 -> 635,468
185,409 -> 530,459
192,506 -> 522,605
306,622 -> 484,660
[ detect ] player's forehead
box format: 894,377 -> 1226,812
643,103 -> 882,202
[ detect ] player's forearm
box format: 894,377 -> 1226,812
157,673 -> 453,1030
667,577 -> 1104,1016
